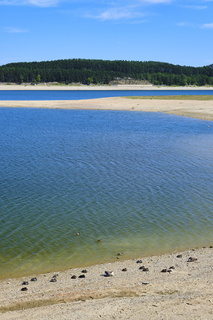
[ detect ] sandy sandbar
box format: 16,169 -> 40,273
0,84 -> 213,120
0,97 -> 213,121
0,247 -> 212,319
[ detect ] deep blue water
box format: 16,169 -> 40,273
0,107 -> 213,279
0,89 -> 213,100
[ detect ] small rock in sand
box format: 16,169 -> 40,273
81,269 -> 88,273
30,277 -> 37,282
21,287 -> 28,291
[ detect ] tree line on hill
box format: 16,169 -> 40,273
0,59 -> 213,86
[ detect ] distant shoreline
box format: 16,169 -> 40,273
1,83 -> 213,90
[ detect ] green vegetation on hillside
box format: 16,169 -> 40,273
0,59 -> 213,86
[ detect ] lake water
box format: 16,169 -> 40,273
0,89 -> 213,100
0,96 -> 213,279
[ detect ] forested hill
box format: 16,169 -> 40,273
1,59 -> 213,86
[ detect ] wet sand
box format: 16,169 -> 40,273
0,97 -> 213,121
0,247 -> 212,319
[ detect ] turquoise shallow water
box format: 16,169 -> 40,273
0,107 -> 213,279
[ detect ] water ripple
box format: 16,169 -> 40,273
0,108 -> 213,279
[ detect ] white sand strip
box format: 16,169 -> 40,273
0,84 -> 213,90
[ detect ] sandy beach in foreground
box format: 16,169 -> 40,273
0,247 -> 212,319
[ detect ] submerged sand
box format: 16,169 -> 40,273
0,247 -> 212,319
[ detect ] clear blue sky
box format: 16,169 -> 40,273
0,0 -> 213,67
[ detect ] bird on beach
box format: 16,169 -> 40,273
104,271 -> 114,277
